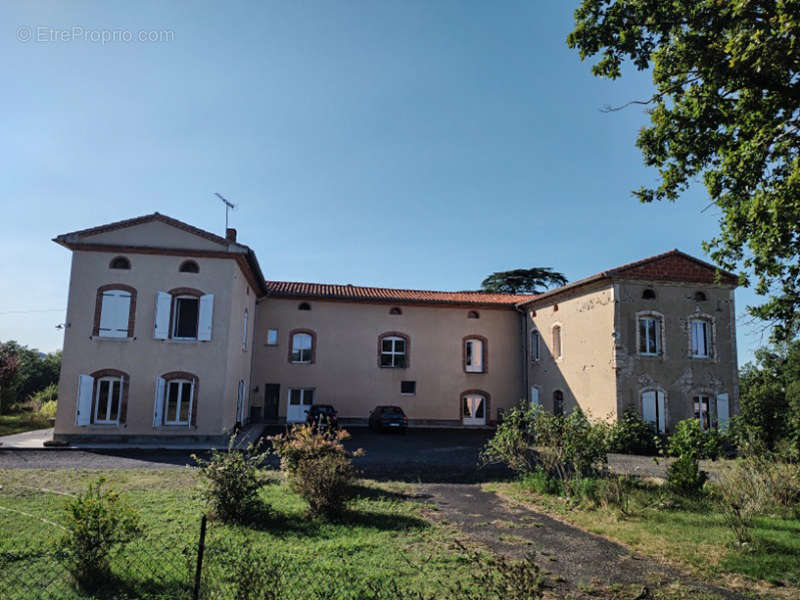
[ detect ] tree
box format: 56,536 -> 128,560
0,341 -> 61,412
481,267 -> 567,294
0,345 -> 20,413
568,1 -> 800,339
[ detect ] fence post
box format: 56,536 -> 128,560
192,514 -> 207,600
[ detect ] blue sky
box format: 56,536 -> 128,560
0,1 -> 765,363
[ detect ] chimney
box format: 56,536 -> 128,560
226,228 -> 237,242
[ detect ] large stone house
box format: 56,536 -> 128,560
52,213 -> 739,444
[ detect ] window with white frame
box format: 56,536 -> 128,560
552,325 -> 562,359
266,329 -> 279,345
154,291 -> 213,342
93,376 -> 123,424
291,332 -> 313,363
172,296 -> 200,339
464,337 -> 485,373
638,315 -> 662,355
690,318 -> 712,357
380,335 -> 407,368
165,379 -> 194,425
97,289 -> 132,338
531,330 -> 540,361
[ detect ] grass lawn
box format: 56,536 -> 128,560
485,478 -> 800,597
0,469 -> 486,600
0,410 -> 51,437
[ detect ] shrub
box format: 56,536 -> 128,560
666,454 -> 708,497
39,399 -> 57,419
607,407 -> 660,455
520,467 -> 564,496
480,402 -> 538,474
666,419 -> 722,460
534,406 -> 609,480
193,435 -> 271,523
57,477 -> 141,587
270,424 -> 363,518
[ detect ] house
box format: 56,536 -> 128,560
51,213 -> 738,445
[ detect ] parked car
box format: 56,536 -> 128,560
305,404 -> 339,431
368,405 -> 408,433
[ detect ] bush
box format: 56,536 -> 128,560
607,407 -> 660,455
520,467 -> 565,496
270,424 -> 363,518
38,399 -> 57,419
480,402 -> 538,474
57,478 -> 141,587
666,454 -> 708,497
193,435 -> 271,523
666,419 -> 722,460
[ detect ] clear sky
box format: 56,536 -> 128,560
0,1 -> 766,363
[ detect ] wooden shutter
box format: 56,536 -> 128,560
198,294 -> 214,341
99,292 -> 131,338
472,340 -> 483,371
153,377 -> 166,427
716,393 -> 730,430
119,376 -> 128,424
641,390 -> 657,428
154,292 -> 171,339
76,375 -> 93,426
656,391 -> 666,433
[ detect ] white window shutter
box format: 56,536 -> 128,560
76,375 -> 93,426
656,391 -> 666,433
153,377 -> 166,427
473,340 -> 483,371
154,292 -> 171,339
99,292 -> 131,337
716,393 -> 730,430
641,391 -> 657,428
530,387 -> 540,406
198,294 -> 214,341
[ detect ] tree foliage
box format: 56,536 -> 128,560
481,267 -> 567,294
568,0 -> 800,337
0,340 -> 61,412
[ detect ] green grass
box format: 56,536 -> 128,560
485,477 -> 800,595
0,409 -> 51,437
0,469 -> 481,599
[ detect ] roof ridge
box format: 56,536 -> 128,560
265,279 -> 533,297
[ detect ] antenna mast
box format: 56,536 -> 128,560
214,193 -> 236,229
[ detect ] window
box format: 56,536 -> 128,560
266,329 -> 279,345
242,310 -> 248,351
401,381 -> 416,395
638,315 -> 662,355
641,389 -> 666,433
165,379 -> 194,425
467,311 -> 480,319
694,394 -> 711,430
642,289 -> 656,300
173,296 -> 200,339
93,377 -> 123,424
531,330 -> 540,361
552,325 -> 562,359
109,256 -> 130,270
464,337 -> 486,373
690,318 -> 712,357
94,286 -> 134,338
179,260 -> 199,273
389,307 -> 402,315
553,390 -> 564,416
694,291 -> 707,302
380,335 -> 407,368
290,331 -> 314,363
298,302 -> 311,311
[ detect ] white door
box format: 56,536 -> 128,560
287,388 -> 313,423
462,394 -> 486,426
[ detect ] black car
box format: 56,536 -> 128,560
305,404 -> 338,430
368,405 -> 408,433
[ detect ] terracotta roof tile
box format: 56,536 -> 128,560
266,281 -> 533,306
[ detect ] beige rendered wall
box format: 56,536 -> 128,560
54,249 -> 248,439
250,299 -> 524,424
613,281 -> 738,429
80,221 -> 225,251
526,284 -> 617,420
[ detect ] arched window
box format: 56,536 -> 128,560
93,284 -> 136,338
552,324 -> 563,359
109,256 -> 130,270
694,291 -> 707,302
642,289 -> 656,300
463,336 -> 488,373
153,288 -> 212,342
641,389 -> 666,433
155,371 -> 198,427
298,302 -> 311,311
389,307 -> 402,315
467,310 -> 480,319
179,260 -> 199,273
553,390 -> 564,416
379,332 -> 408,368
289,330 -> 315,364
461,390 -> 489,425
83,369 -> 129,426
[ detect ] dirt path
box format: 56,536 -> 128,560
419,483 -> 749,600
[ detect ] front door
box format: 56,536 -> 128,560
264,383 -> 280,420
287,388 -> 314,423
462,394 -> 486,426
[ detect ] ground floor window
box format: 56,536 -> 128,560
641,389 -> 666,434
553,390 -> 564,416
462,392 -> 487,426
165,379 -> 194,425
694,394 -> 711,430
94,377 -> 123,424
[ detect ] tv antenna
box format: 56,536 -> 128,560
214,193 -> 236,229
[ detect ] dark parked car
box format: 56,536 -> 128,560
305,404 -> 338,430
368,405 -> 408,433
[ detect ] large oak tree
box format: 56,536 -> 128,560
568,0 -> 800,338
